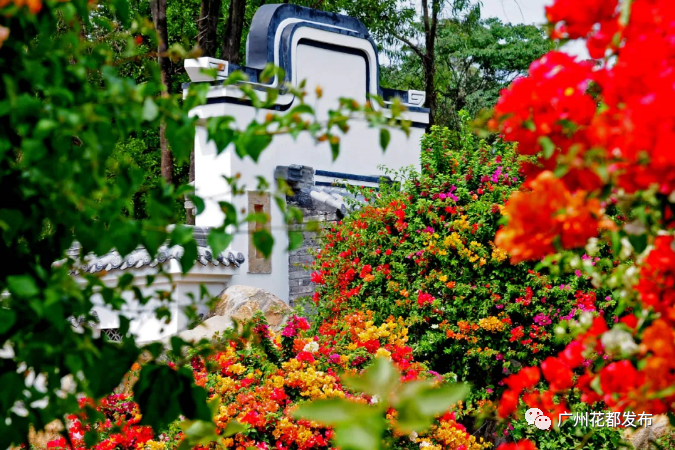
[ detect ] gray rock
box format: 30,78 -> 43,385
176,315 -> 235,343
212,285 -> 291,329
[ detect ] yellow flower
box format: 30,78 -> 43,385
228,363 -> 246,375
375,348 -> 392,359
439,275 -> 448,282
478,316 -> 505,333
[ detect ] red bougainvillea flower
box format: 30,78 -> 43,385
495,171 -> 614,263
599,360 -> 642,399
558,340 -> 585,369
503,367 -> 541,394
546,0 -> 620,57
491,52 -> 596,156
635,236 -> 675,324
497,389 -> 520,418
417,291 -> 435,307
541,357 -> 574,392
496,439 -> 538,450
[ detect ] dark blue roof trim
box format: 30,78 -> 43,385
247,3 -> 369,70
315,169 -> 393,185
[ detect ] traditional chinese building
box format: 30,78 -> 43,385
80,3 -> 429,343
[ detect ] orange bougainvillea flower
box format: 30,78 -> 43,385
495,171 -> 614,264
0,0 -> 43,14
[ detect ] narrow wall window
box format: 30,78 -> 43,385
248,191 -> 272,274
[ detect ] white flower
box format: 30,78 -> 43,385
579,311 -> 594,328
622,266 -> 639,287
420,442 -> 432,449
431,324 -> 439,329
601,328 -> 638,356
303,341 -> 319,353
585,237 -> 599,256
620,237 -> 633,260
370,395 -> 379,405
409,432 -> 418,442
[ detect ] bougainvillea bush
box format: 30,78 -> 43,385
309,117 -> 617,415
48,313 -> 488,450
479,0 -> 675,447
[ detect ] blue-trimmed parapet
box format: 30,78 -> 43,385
183,3 -> 429,123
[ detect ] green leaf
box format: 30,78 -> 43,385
191,195 -> 205,215
170,225 -> 193,246
252,229 -> 274,259
222,419 -> 247,436
342,356 -> 400,400
379,128 -> 391,151
290,104 -> 314,115
628,234 -> 647,254
292,398 -> 375,425
142,98 -> 158,122
414,382 -> 470,416
111,0 -> 131,28
84,430 -> 100,448
177,367 -> 212,422
288,231 -> 303,251
177,420 -> 220,450
208,230 -> 233,256
180,239 -> 198,274
333,416 -> 386,450
236,126 -> 273,162
84,340 -> 140,398
538,136 -> 556,159
7,275 -> 39,298
207,116 -> 236,154
135,365 -> 182,431
330,137 -> 340,161
219,201 -> 238,227
142,228 -> 168,258
0,309 -> 17,334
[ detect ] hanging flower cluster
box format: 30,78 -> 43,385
489,0 -> 675,445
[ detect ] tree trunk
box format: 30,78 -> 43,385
222,0 -> 246,64
424,58 -> 436,127
198,0 -> 223,57
422,0 -> 440,128
186,146 -> 196,225
150,0 -> 173,184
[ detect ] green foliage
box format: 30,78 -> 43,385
0,1 -> 408,446
382,7 -> 553,129
295,356 -> 470,450
311,114 -> 617,420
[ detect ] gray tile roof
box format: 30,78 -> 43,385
67,226 -> 245,274
309,185 -> 367,215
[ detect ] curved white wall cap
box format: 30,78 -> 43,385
182,3 -> 429,124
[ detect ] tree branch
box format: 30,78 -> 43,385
392,32 -> 426,62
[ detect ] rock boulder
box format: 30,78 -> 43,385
212,285 -> 290,329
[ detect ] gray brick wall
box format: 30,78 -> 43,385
276,165 -> 343,307
288,206 -> 339,307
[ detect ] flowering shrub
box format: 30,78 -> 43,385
50,313 -> 487,450
46,394 -> 168,450
310,118 -> 615,415
485,0 -> 675,446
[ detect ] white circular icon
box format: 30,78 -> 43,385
525,408 -> 543,425
534,415 -> 552,430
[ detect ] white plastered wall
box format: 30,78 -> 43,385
192,38 -> 424,303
